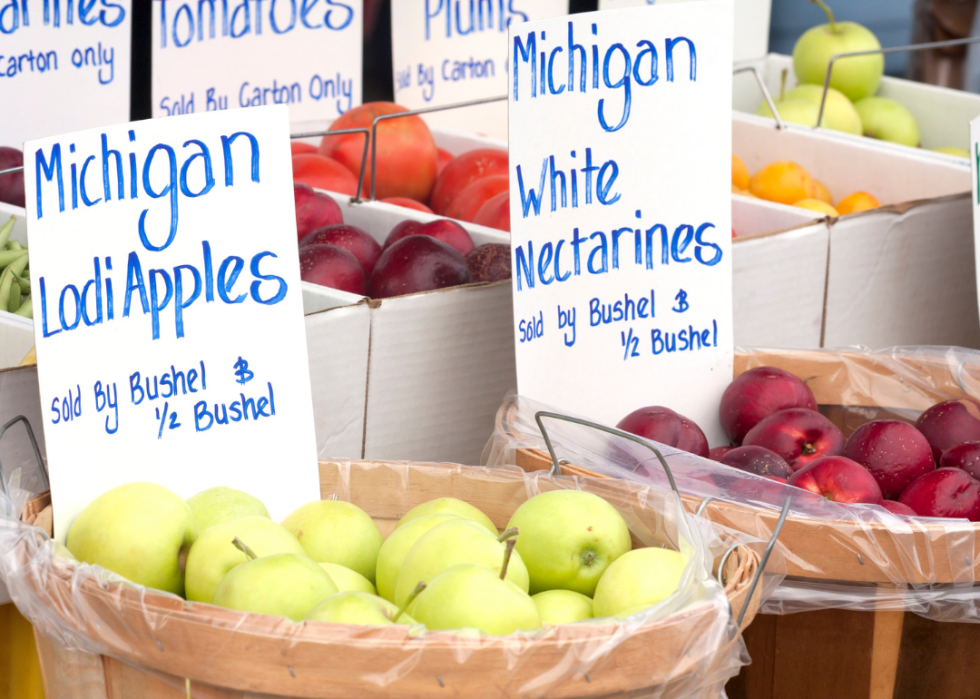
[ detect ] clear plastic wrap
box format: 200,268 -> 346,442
0,459 -> 763,699
484,346 -> 980,622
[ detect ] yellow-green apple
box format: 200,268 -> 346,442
211,552 -> 338,621
186,486 -> 270,532
854,97 -> 920,147
783,84 -> 862,134
506,490 -> 631,596
375,513 -> 460,601
318,563 -> 376,595
395,497 -> 496,534
593,548 -> 686,618
184,516 -> 305,604
66,483 -> 199,596
755,98 -> 828,128
532,590 -> 593,625
281,500 -> 383,583
305,591 -> 417,625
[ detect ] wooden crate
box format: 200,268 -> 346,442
16,460 -> 763,699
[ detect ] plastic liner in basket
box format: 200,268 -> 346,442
485,345 -> 980,622
0,459 -> 755,699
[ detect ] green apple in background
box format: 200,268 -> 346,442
184,516 -> 305,604
396,497 -> 496,534
66,483 -> 198,596
318,563 -> 376,595
211,552 -> 338,621
592,548 -> 686,618
932,146 -> 970,158
532,590 -> 593,625
305,591 -> 417,625
506,490 -> 631,596
854,97 -> 920,147
792,0 -> 883,102
411,564 -> 541,635
393,519 -> 529,607
186,486 -> 270,532
375,513 -> 460,601
755,98 -> 828,129
281,500 -> 383,583
781,84 -> 862,134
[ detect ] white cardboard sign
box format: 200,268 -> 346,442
152,0 -> 363,122
25,105 -> 320,539
0,0 -> 132,148
391,0 -> 568,141
598,0 -> 769,63
508,2 -> 734,445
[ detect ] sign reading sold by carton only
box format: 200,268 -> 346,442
25,106 -> 320,540
152,0 -> 363,122
508,1 -> 734,444
0,0 -> 132,148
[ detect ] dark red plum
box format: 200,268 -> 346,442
720,366 -> 817,445
299,224 -> 383,277
369,235 -> 471,299
842,420 -> 934,500
294,183 -> 343,241
299,244 -> 366,295
616,406 -> 709,458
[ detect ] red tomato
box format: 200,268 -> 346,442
429,148 -> 508,215
318,102 -> 437,202
380,197 -> 434,214
290,142 -> 319,156
473,191 -> 510,232
436,148 -> 454,176
444,175 -> 509,223
292,154 -> 359,196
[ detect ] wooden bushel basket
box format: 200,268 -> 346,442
14,460 -> 762,699
494,349 -> 980,699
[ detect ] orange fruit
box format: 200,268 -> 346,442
749,161 -> 816,205
812,180 -> 833,205
731,184 -> 756,197
794,199 -> 839,217
836,192 -> 880,215
732,155 -> 750,190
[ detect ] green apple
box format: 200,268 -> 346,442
532,590 -> 593,625
592,548 -> 686,618
318,563 -> 376,595
305,591 -> 417,625
755,98 -> 828,129
396,498 -> 496,534
66,483 -> 199,596
792,0 -> 882,102
854,97 -> 920,147
411,564 -> 541,635
393,519 -> 529,608
375,513 -> 460,602
186,486 -> 270,532
506,490 -> 631,596
281,500 -> 382,584
781,84 -> 862,135
211,552 -> 338,621
932,146 -> 969,158
184,516 -> 305,604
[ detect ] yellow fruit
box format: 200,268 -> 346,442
932,146 -> 969,158
732,155 -> 750,190
836,191 -> 880,215
731,184 -> 756,197
812,180 -> 833,205
794,198 -> 839,217
749,161 -> 815,205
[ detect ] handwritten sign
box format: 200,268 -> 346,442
151,0 -> 363,122
25,106 -> 320,539
391,0 -> 568,140
508,2 -> 734,444
598,0 -> 769,62
0,0 -> 131,149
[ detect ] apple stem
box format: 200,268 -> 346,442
809,0 -> 837,33
499,538 -> 517,581
779,68 -> 787,102
232,537 -> 258,561
496,526 -> 519,543
394,581 -> 426,622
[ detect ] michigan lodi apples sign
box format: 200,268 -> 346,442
25,106 -> 319,539
508,1 -> 734,444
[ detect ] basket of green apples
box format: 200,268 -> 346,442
4,459 -> 763,699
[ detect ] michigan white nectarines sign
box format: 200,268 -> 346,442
25,106 -> 320,539
151,0 -> 363,122
391,0 -> 568,140
508,1 -> 734,444
0,0 -> 132,148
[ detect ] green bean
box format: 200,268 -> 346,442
14,298 -> 31,318
9,281 -> 21,314
0,250 -> 27,270
6,241 -> 24,252
7,253 -> 28,278
14,275 -> 29,294
0,217 -> 14,250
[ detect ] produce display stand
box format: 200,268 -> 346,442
5,460 -> 768,699
489,348 -> 980,698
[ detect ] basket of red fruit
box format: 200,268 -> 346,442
4,460 -> 765,699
